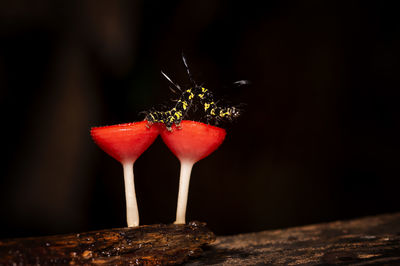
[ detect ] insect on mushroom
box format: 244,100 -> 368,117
144,53 -> 248,131
91,54 -> 246,227
145,54 -> 248,224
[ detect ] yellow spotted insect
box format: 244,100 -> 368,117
144,53 -> 248,130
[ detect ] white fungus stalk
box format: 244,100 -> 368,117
160,121 -> 227,225
174,160 -> 195,224
122,162 -> 139,227
90,122 -> 159,228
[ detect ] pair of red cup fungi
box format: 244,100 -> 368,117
91,120 -> 226,227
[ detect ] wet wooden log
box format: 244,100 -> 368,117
0,221 -> 215,265
186,213 -> 400,265
2,213 -> 399,265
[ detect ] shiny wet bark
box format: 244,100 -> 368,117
0,221 -> 214,265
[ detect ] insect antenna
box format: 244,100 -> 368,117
181,52 -> 197,88
161,71 -> 181,93
232,80 -> 251,87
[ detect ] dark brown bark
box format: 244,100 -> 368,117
0,221 -> 215,265
186,213 -> 400,265
2,213 -> 400,265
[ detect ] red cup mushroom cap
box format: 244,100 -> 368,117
161,120 -> 226,163
91,121 -> 160,164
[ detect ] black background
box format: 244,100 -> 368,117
0,1 -> 399,238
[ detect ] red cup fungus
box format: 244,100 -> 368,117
161,120 -> 226,224
91,121 -> 160,227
